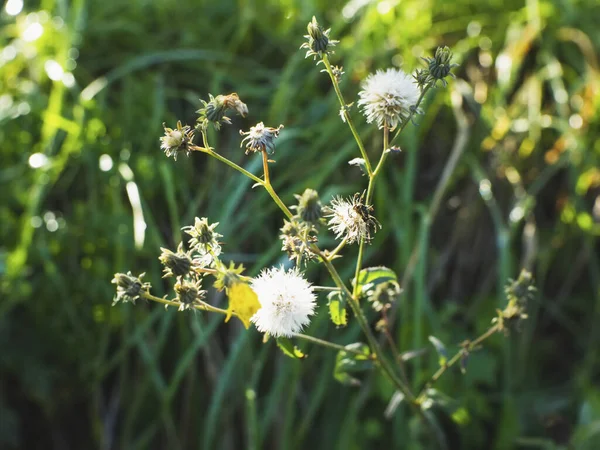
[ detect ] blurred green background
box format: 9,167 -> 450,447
1,0 -> 600,448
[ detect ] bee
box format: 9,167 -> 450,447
351,192 -> 381,241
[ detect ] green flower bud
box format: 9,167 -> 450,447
159,243 -> 192,278
293,188 -> 324,223
300,16 -> 339,61
174,278 -> 205,311
197,93 -> 248,131
111,271 -> 151,305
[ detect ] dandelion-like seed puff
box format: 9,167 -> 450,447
357,68 -> 420,131
250,267 -> 316,337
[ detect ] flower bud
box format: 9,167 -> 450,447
293,188 -> 324,223
159,243 -> 192,278
111,271 -> 151,305
300,16 -> 339,61
174,278 -> 205,311
197,93 -> 248,131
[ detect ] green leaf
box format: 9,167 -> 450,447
333,343 -> 373,386
276,337 -> 307,359
327,291 -> 347,327
352,266 -> 398,298
422,388 -> 471,426
428,335 -> 449,367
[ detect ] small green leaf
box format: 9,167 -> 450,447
428,335 -> 449,367
276,338 -> 307,359
333,343 -> 373,386
327,291 -> 347,327
352,266 -> 398,298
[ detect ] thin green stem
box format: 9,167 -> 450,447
141,291 -> 232,317
191,140 -> 263,185
316,249 -> 415,401
326,237 -> 348,259
292,333 -> 375,359
312,286 -> 341,292
321,55 -> 373,176
388,86 -> 431,148
420,324 -> 501,396
352,125 -> 389,298
263,182 -> 293,219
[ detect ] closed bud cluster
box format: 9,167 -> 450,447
292,188 -> 324,224
160,121 -> 195,160
419,46 -> 458,88
300,16 -> 339,61
493,269 -> 535,333
182,217 -> 222,263
159,243 -> 193,278
111,271 -> 151,305
240,122 -> 284,155
197,93 -> 248,131
174,278 -> 206,311
368,281 -> 402,312
280,219 -> 317,266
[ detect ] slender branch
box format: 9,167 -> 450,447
326,237 -> 348,259
261,149 -> 270,185
312,286 -> 341,292
421,324 -> 500,394
141,291 -> 232,317
321,54 -> 373,176
388,86 -> 431,149
191,142 -> 264,186
292,333 -> 375,359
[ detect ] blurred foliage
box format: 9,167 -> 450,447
1,0 -> 600,448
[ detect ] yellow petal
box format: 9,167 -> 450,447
225,282 -> 261,329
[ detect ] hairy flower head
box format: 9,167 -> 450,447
158,243 -> 193,278
174,278 -> 206,311
111,271 -> 151,305
160,121 -> 194,160
250,267 -> 316,337
357,68 -> 419,130
325,194 -> 380,244
240,122 -> 284,155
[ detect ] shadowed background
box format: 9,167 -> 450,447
1,0 -> 600,448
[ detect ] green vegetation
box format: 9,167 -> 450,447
1,0 -> 600,448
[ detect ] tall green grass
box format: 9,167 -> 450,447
1,0 -> 599,448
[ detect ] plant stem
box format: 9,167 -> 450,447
316,250 -> 415,401
191,142 -> 263,186
292,333 -> 375,359
321,54 -> 373,176
388,86 -> 431,148
420,324 -> 501,395
141,291 -> 233,317
261,149 -> 270,185
327,237 -> 348,259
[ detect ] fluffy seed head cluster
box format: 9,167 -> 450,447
160,121 -> 194,160
240,122 -> 284,155
250,267 -> 316,337
326,194 -> 381,244
357,68 -> 420,130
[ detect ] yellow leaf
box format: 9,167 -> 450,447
225,282 -> 261,329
